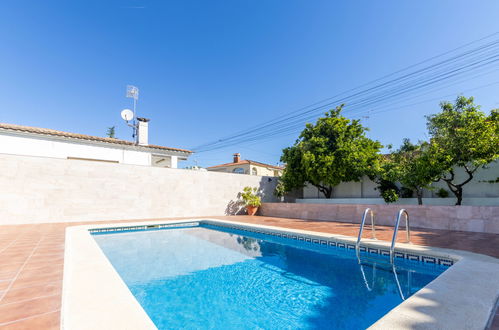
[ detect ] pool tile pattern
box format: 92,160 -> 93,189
205,222 -> 455,265
0,216 -> 498,329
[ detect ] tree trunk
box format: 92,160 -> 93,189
442,167 -> 474,206
455,186 -> 463,206
316,185 -> 333,198
416,189 -> 423,205
323,187 -> 332,198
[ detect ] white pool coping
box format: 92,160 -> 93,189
61,218 -> 499,330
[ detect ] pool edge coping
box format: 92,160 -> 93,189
61,218 -> 499,330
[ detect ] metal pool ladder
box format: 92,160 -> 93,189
390,209 -> 411,264
356,208 -> 376,253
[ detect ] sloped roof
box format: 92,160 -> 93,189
0,122 -> 192,154
207,159 -> 284,170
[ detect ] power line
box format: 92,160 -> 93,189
192,33 -> 499,152
193,33 -> 499,151
196,59 -> 499,152
196,74 -> 499,153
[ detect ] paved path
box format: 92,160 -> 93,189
0,216 -> 497,329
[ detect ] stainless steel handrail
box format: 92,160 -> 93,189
356,208 -> 376,252
390,209 -> 411,263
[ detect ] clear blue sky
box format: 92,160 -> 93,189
1,0 -> 498,168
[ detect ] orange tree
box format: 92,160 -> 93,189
280,105 -> 382,198
427,96 -> 499,205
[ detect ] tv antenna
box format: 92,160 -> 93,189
121,85 -> 139,142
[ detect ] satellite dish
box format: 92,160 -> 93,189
121,109 -> 134,121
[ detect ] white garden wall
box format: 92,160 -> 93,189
302,160 -> 499,201
0,153 -> 277,225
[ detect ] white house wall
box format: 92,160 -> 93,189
0,133 -> 152,166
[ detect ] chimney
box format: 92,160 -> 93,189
233,153 -> 240,163
137,117 -> 150,146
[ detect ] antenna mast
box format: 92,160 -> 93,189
126,85 -> 139,142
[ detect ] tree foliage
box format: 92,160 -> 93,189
280,105 -> 382,198
381,139 -> 440,205
426,96 -> 499,205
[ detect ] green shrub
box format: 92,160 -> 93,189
436,188 -> 449,198
381,188 -> 399,204
375,179 -> 399,203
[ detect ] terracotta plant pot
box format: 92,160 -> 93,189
246,205 -> 259,216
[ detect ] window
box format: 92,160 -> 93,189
252,167 -> 258,175
232,167 -> 245,174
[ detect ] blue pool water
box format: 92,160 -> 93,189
93,224 -> 448,329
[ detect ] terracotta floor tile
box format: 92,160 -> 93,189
0,272 -> 16,282
0,282 -> 61,305
0,263 -> 24,274
0,295 -> 60,324
23,261 -> 64,272
17,267 -> 62,280
0,254 -> 30,264
33,247 -> 63,254
28,251 -> 63,259
0,281 -> 11,292
0,310 -> 59,330
0,247 -> 35,255
9,272 -> 63,291
24,256 -> 64,267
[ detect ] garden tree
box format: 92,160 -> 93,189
383,139 -> 441,205
280,105 -> 382,198
427,96 -> 499,205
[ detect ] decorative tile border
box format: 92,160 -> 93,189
89,222 -> 199,234
204,221 -> 455,266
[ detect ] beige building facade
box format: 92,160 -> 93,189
207,153 -> 284,177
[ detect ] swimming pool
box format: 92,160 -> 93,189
92,223 -> 449,329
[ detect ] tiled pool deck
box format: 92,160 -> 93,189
0,215 -> 498,329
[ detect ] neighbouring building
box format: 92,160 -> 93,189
206,153 -> 284,176
0,120 -> 192,168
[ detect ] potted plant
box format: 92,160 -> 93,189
240,186 -> 261,216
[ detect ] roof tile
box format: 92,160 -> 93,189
0,123 -> 192,153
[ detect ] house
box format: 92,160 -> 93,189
206,153 -> 284,176
0,119 -> 191,168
